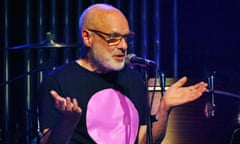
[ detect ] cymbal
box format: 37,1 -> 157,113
9,40 -> 81,50
9,32 -> 81,50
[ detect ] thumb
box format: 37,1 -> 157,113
50,90 -> 62,100
171,76 -> 188,88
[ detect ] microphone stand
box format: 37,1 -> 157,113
143,67 -> 153,144
126,55 -> 158,144
145,66 -> 160,144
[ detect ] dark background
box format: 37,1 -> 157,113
0,0 -> 240,143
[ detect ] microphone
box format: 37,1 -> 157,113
125,53 -> 157,67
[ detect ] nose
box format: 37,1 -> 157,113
119,37 -> 128,50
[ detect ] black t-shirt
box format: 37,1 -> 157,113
38,61 -> 147,143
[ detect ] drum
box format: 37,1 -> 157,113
148,77 -> 240,144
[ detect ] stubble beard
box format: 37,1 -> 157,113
90,49 -> 125,73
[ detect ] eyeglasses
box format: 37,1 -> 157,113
88,29 -> 135,46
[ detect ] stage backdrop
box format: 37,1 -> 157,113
0,0 -> 240,143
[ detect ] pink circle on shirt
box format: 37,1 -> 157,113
86,88 -> 139,144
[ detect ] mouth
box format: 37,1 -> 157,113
113,54 -> 125,61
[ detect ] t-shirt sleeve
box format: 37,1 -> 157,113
38,75 -> 62,132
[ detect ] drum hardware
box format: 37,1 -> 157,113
214,90 -> 240,99
206,71 -> 216,118
230,128 -> 240,144
2,32 -> 82,144
0,58 -> 54,88
148,77 -> 177,92
160,72 -> 166,97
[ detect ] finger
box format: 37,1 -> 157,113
50,90 -> 66,110
72,98 -> 78,107
194,81 -> 205,87
50,90 -> 63,101
194,82 -> 208,92
50,90 -> 58,98
65,97 -> 73,111
171,76 -> 187,88
72,98 -> 82,113
191,85 -> 206,97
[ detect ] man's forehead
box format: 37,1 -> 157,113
84,5 -> 129,33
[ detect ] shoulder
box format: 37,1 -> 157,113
48,61 -> 82,77
41,61 -> 83,84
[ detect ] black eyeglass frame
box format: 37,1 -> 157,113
88,29 -> 135,46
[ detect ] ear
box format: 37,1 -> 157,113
81,29 -> 92,47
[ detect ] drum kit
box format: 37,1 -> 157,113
1,32 -> 82,144
2,32 -> 240,143
0,32 -> 81,87
148,75 -> 240,143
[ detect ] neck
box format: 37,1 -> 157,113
76,58 -> 97,72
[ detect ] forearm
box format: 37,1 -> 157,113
152,99 -> 171,143
138,100 -> 171,144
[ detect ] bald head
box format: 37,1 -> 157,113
79,4 -> 129,33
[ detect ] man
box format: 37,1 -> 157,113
39,3 -> 207,144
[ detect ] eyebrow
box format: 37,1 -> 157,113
110,31 -> 131,35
